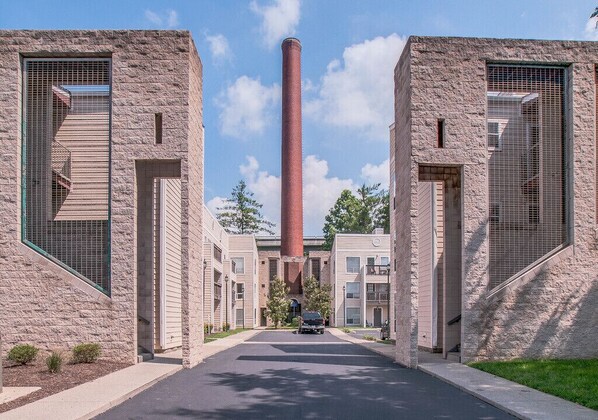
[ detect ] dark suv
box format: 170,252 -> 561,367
298,311 -> 325,334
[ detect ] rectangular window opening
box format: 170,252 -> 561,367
155,113 -> 163,144
437,119 -> 445,148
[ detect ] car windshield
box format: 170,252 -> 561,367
302,312 -> 321,320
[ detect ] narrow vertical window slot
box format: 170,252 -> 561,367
437,119 -> 445,148
155,113 -> 163,144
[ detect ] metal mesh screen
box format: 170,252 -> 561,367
487,65 -> 568,290
22,59 -> 111,292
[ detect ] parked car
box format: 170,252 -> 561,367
380,320 -> 390,340
298,311 -> 325,334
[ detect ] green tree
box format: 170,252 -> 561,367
266,275 -> 290,328
322,189 -> 360,250
302,276 -> 333,320
322,183 -> 389,249
374,189 -> 390,233
217,180 -> 275,234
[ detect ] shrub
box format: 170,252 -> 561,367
72,343 -> 101,363
223,323 -> 230,332
8,344 -> 39,365
290,317 -> 299,328
341,328 -> 352,334
363,335 -> 376,341
204,323 -> 213,334
46,351 -> 63,373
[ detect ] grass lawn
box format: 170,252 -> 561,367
469,359 -> 598,410
204,328 -> 250,343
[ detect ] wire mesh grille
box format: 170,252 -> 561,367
487,65 -> 568,290
22,59 -> 111,292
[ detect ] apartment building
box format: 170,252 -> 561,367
230,235 -> 260,329
330,232 -> 391,328
203,207 -> 238,332
393,36 -> 598,367
0,30 -> 204,368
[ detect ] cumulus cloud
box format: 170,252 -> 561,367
361,159 -> 389,189
205,33 -> 233,63
305,34 -> 406,141
585,17 -> 598,41
206,196 -> 227,216
144,9 -> 179,28
250,0 -> 301,49
302,156 -> 356,235
236,155 -> 355,235
215,76 -> 280,139
211,156 -> 392,235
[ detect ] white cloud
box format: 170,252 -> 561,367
584,17 -> 598,41
144,9 -> 179,28
206,196 -> 227,216
302,155 -> 356,236
235,155 -> 355,235
206,33 -> 233,63
250,0 -> 301,49
305,33 -> 406,141
239,156 -> 282,232
361,159 -> 389,189
215,76 -> 280,139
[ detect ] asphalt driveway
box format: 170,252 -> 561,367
97,330 -> 513,419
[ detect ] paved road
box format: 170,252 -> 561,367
97,331 -> 513,419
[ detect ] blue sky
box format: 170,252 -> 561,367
2,0 -> 596,235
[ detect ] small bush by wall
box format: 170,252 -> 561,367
72,343 -> 101,363
8,344 -> 39,365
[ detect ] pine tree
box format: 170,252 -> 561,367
266,276 -> 290,328
217,180 -> 275,234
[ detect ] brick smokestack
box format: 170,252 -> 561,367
281,37 -> 303,258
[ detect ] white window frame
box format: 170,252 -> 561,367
346,281 -> 360,299
236,282 -> 244,300
231,257 -> 245,274
346,307 -> 361,326
380,256 -> 390,267
346,256 -> 360,274
487,120 -> 502,150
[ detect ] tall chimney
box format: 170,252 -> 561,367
281,38 -> 303,258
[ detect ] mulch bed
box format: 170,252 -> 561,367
0,359 -> 131,414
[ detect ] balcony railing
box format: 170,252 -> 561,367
51,141 -> 72,191
367,291 -> 389,302
366,264 -> 390,276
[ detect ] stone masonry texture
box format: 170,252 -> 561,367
393,36 -> 598,365
0,30 -> 204,367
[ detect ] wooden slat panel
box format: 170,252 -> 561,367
53,112 -> 109,221
162,179 -> 182,349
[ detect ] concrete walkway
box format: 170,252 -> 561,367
329,328 -> 598,420
0,329 -> 261,420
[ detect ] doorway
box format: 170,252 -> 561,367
373,307 -> 382,327
260,308 -> 267,326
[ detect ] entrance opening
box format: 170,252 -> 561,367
418,167 -> 462,359
373,307 -> 382,327
136,161 -> 183,363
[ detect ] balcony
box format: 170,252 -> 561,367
366,264 -> 390,276
367,291 -> 389,302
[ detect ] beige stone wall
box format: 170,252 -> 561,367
394,36 -> 598,365
0,31 -> 204,367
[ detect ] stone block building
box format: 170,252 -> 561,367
393,36 -> 598,367
0,30 -> 205,368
